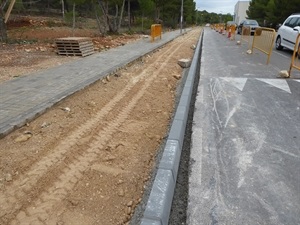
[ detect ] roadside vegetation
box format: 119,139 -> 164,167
0,0 -> 196,42
247,0 -> 300,29
196,0 -> 299,29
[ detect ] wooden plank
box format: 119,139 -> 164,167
56,43 -> 93,48
55,37 -> 94,57
55,37 -> 91,40
57,50 -> 94,55
55,41 -> 92,45
57,49 -> 94,53
57,51 -> 94,57
55,37 -> 91,42
57,46 -> 94,51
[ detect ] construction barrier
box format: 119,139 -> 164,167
289,33 -> 300,76
212,23 -> 225,33
241,26 -> 251,47
211,23 -> 300,75
214,24 -> 220,32
219,24 -> 225,34
151,24 -> 162,42
227,24 -> 236,40
241,26 -> 251,43
251,27 -> 276,64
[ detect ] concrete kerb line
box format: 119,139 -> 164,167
140,29 -> 204,225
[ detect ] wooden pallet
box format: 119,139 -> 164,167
55,37 -> 94,57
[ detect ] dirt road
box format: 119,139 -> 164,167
0,28 -> 201,225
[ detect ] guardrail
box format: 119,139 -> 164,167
151,24 -> 162,42
252,27 -> 276,64
289,33 -> 300,76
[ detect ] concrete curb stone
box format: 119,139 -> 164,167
140,30 -> 204,225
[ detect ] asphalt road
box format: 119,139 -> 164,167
187,28 -> 300,225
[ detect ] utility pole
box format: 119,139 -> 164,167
180,0 -> 183,34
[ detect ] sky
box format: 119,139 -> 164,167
195,0 -> 242,14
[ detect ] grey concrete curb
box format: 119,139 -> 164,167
140,30 -> 204,225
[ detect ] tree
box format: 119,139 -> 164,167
265,0 -> 278,27
128,0 -> 131,29
184,0 -> 195,24
0,0 -> 12,42
118,0 -> 126,31
0,3 -> 7,42
138,0 -> 155,31
96,0 -> 127,34
247,0 -> 300,28
247,0 -> 268,24
66,0 -> 86,35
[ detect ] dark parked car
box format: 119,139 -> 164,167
237,19 -> 260,35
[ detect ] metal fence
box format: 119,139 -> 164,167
241,26 -> 251,49
210,23 -> 300,78
252,27 -> 276,64
289,33 -> 300,76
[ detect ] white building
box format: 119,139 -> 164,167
234,1 -> 250,25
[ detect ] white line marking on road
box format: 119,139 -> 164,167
273,51 -> 290,59
256,78 -> 291,93
220,77 -> 247,91
225,107 -> 237,128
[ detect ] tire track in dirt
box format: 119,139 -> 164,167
0,37 -> 180,217
12,39 -> 187,225
2,30 -> 198,224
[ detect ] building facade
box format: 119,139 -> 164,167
234,1 -> 250,25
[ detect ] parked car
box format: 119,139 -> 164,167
237,19 -> 260,35
275,13 -> 300,57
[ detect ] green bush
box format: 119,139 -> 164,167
64,11 -> 79,25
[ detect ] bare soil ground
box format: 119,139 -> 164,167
0,16 -> 201,225
0,16 -> 142,83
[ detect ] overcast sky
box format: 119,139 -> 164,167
195,0 -> 242,14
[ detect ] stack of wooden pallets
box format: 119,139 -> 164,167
55,37 -> 94,57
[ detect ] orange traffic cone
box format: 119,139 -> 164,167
228,28 -> 231,38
